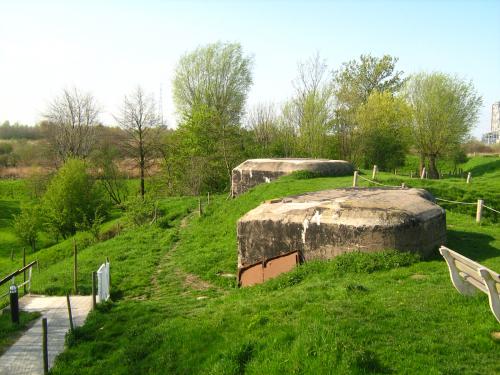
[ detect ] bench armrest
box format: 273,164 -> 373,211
479,268 -> 500,323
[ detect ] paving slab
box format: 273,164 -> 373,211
0,295 -> 92,375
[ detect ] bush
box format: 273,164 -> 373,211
123,196 -> 158,227
42,159 -> 108,238
13,203 -> 43,252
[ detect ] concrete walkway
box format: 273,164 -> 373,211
0,295 -> 92,375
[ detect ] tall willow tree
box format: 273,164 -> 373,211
404,72 -> 482,178
172,42 -> 253,191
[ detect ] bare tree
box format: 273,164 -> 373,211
114,86 -> 160,198
246,102 -> 279,156
44,87 -> 100,161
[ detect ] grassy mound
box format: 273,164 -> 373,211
0,156 -> 499,374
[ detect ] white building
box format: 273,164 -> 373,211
482,102 -> 500,144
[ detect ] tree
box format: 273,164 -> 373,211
43,159 -> 107,238
91,144 -> 129,206
404,72 -> 482,178
13,203 -> 43,252
173,42 -> 253,125
44,87 -> 100,161
246,103 -> 280,156
333,55 -> 406,161
172,42 -> 253,181
174,104 -> 242,194
356,91 -> 412,170
114,87 -> 161,198
284,53 -> 336,158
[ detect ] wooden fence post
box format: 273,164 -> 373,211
466,172 -> 471,184
372,165 -> 377,180
22,248 -> 27,294
92,271 -> 97,309
420,167 -> 426,180
198,198 -> 202,216
476,200 -> 483,223
66,294 -> 74,332
42,317 -> 48,374
207,192 -> 210,205
10,248 -> 14,261
73,240 -> 77,294
352,171 -> 358,187
410,171 -> 413,179
106,257 -> 111,294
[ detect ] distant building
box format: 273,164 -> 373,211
482,102 -> 500,144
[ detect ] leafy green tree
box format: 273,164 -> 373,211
173,42 -> 253,126
356,91 -> 412,170
333,55 -> 406,161
404,72 -> 482,178
42,159 -> 107,238
172,42 -> 253,182
282,54 -> 335,158
13,203 -> 43,252
171,104 -> 243,194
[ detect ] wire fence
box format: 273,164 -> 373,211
354,171 -> 500,220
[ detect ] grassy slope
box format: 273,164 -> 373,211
0,157 -> 499,374
51,159 -> 499,374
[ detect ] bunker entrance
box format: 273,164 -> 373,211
238,251 -> 300,287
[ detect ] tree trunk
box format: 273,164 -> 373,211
428,154 -> 439,179
140,154 -> 145,199
419,154 -> 426,176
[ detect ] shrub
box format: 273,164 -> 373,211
123,196 -> 158,227
13,203 -> 43,252
42,159 -> 108,238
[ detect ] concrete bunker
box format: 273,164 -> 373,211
237,188 -> 446,286
231,158 -> 354,197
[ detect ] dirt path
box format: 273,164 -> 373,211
150,212 -> 222,298
0,295 -> 92,375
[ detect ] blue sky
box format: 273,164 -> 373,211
0,0 -> 499,137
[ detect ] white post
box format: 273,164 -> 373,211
352,171 -> 358,187
372,165 -> 377,180
410,171 -> 413,179
401,183 -> 406,189
476,199 -> 483,223
466,172 -> 471,184
420,167 -> 426,179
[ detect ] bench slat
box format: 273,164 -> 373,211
458,272 -> 488,293
455,260 -> 483,283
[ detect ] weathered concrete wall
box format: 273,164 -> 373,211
237,188 -> 446,271
231,158 -> 354,197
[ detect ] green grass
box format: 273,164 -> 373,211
0,310 -> 40,355
0,156 -> 499,374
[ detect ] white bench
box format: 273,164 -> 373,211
439,246 -> 500,323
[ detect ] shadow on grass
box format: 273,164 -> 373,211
467,159 -> 500,177
0,200 -> 19,229
446,229 -> 499,262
